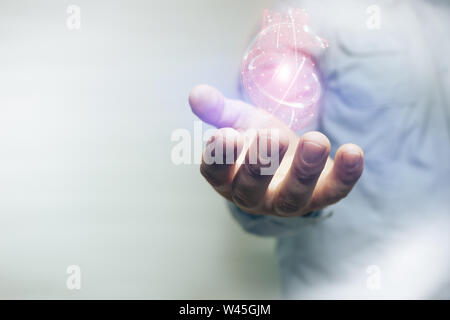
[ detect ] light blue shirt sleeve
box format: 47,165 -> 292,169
229,202 -> 332,237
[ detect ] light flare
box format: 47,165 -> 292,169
242,8 -> 328,130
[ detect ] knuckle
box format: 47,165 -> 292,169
339,170 -> 363,186
336,185 -> 352,199
231,184 -> 259,209
244,163 -> 263,179
328,186 -> 351,204
200,165 -> 225,188
275,193 -> 304,215
292,164 -> 322,185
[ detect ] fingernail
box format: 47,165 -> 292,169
342,151 -> 361,169
302,141 -> 326,164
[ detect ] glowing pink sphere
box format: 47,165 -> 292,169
242,9 -> 328,130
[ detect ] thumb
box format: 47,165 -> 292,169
188,84 -> 273,130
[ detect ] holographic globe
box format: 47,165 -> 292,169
242,8 -> 328,130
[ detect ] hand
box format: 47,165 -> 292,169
189,84 -> 364,217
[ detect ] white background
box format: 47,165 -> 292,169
0,0 -> 280,298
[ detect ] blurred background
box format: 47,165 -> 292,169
0,0 -> 281,298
